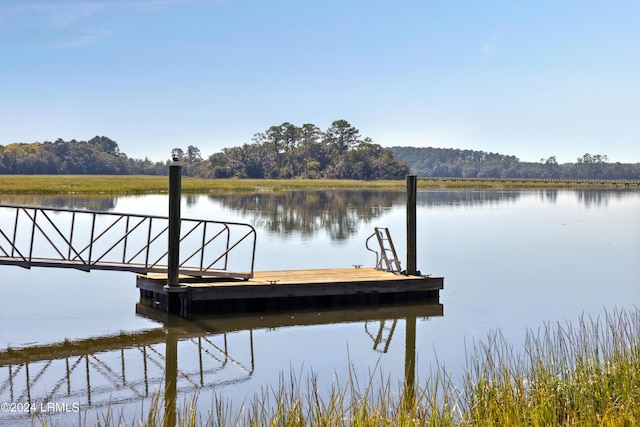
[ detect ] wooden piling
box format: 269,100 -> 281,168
166,163 -> 183,314
406,175 -> 418,275
168,164 -> 181,287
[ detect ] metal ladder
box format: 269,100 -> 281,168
364,319 -> 398,353
366,227 -> 402,272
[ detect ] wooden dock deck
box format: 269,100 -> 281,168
137,268 -> 443,317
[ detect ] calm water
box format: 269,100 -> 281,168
0,189 -> 638,425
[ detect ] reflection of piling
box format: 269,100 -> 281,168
164,327 -> 178,427
403,315 -> 416,410
406,175 -> 418,275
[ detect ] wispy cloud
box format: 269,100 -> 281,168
0,0 -> 225,47
482,19 -> 511,55
0,1 -> 111,47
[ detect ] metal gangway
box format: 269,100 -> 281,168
0,204 -> 256,279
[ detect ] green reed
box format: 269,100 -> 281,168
35,307 -> 639,426
462,308 -> 640,426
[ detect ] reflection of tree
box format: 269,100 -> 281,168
574,189 -> 633,208
540,189 -> 559,204
209,191 -> 404,240
576,190 -> 607,208
210,189 -> 633,241
185,194 -> 199,207
415,190 -> 523,207
417,189 -> 630,209
0,195 -> 117,211
2,189 -> 629,243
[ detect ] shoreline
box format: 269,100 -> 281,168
0,175 -> 638,195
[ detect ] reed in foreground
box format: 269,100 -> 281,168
35,307 -> 639,426
462,308 -> 640,426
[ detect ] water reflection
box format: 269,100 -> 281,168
574,189 -> 634,208
1,189 -> 634,244
1,187 -> 636,426
208,190 -> 404,240
0,300 -> 442,426
416,188 -> 636,208
0,195 -> 117,211
206,189 -> 575,240
415,190 -> 521,207
209,189 -> 636,241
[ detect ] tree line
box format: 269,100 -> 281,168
208,120 -> 408,179
0,120 -> 409,180
0,136 -> 216,177
0,136 -> 165,175
2,124 -> 639,180
389,147 -> 640,180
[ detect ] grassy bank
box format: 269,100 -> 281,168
36,308 -> 639,426
0,175 -> 634,195
0,175 -> 407,195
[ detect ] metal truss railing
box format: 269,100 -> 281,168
0,204 -> 256,279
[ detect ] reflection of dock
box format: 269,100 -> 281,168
0,301 -> 442,425
0,301 -> 442,366
137,268 -> 444,318
136,298 -> 443,333
0,324 -> 256,426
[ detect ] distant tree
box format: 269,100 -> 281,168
187,145 -> 202,163
89,136 -> 122,157
209,152 -> 233,178
324,120 -> 360,154
577,153 -> 608,164
204,120 -> 408,179
298,123 -> 327,176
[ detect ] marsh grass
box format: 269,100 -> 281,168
0,176 -> 410,195
462,308 -> 640,426
0,175 -> 618,196
35,308 -> 639,426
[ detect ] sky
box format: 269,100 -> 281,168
1,0 -> 639,164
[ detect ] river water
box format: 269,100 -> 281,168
0,188 -> 638,425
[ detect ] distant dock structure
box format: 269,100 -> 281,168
420,176 -> 640,188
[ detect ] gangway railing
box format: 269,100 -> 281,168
0,204 -> 256,279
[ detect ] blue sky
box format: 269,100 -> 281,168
2,0 -> 639,164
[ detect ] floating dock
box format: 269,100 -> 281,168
137,268 -> 443,318
138,175 -> 444,318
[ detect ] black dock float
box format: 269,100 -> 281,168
137,268 -> 444,317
